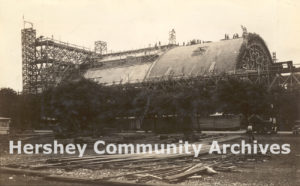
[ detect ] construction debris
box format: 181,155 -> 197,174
0,133 -> 274,184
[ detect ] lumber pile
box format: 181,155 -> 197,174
2,135 -> 272,184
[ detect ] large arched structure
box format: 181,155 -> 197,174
21,25 -> 299,94
146,33 -> 272,79
84,33 -> 273,85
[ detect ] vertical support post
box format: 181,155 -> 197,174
169,29 -> 176,45
22,27 -> 37,94
94,41 -> 107,55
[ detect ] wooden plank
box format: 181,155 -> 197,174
27,135 -> 240,170
164,163 -> 218,181
164,166 -> 207,181
0,167 -> 162,186
101,166 -> 182,180
45,175 -> 155,186
0,167 -> 50,176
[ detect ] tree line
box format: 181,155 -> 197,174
0,76 -> 299,133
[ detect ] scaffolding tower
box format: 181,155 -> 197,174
94,41 -> 107,55
169,29 -> 176,45
21,23 -> 95,94
22,24 -> 37,94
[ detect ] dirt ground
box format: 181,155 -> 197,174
183,135 -> 300,186
0,133 -> 299,186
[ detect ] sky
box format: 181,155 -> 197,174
0,0 -> 300,91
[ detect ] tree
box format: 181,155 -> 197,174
0,88 -> 18,117
42,78 -> 105,134
269,86 -> 300,130
13,93 -> 41,129
215,78 -> 270,125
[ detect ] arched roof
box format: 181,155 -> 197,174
146,33 -> 272,80
84,33 -> 273,84
84,63 -> 152,85
146,39 -> 244,79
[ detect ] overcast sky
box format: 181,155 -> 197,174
0,0 -> 299,91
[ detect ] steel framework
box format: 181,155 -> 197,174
22,27 -> 37,94
169,29 -> 176,45
21,25 -> 300,94
22,25 -> 97,93
117,61 -> 300,92
94,41 -> 107,54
